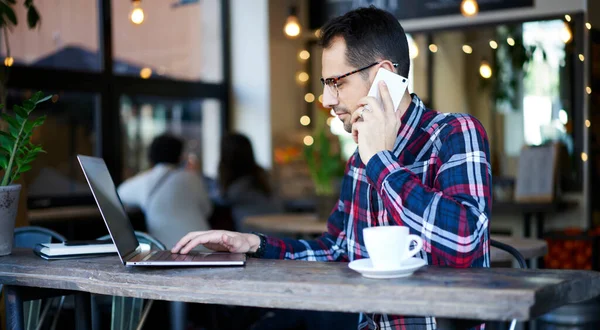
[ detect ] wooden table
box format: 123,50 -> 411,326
3,249 -> 600,330
244,214 -> 548,263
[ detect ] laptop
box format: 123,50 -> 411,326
77,155 -> 246,267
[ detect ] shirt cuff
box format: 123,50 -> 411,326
365,150 -> 404,188
262,236 -> 287,259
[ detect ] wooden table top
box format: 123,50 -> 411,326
1,249 -> 596,322
28,205 -> 141,222
244,214 -> 547,262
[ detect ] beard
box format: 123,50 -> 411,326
333,105 -> 353,133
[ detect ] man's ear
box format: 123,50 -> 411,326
379,60 -> 396,73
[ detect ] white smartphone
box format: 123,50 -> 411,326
367,68 -> 409,112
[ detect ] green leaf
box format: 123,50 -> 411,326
0,130 -> 15,142
36,95 -> 52,105
0,155 -> 7,169
1,113 -> 20,130
26,5 -> 39,29
13,105 -> 27,122
23,100 -> 35,112
0,2 -> 17,26
32,115 -> 45,127
18,164 -> 31,173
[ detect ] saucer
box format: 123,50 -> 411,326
348,257 -> 426,279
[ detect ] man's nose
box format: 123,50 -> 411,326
322,86 -> 338,109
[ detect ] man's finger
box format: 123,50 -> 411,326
352,121 -> 362,144
378,81 -> 395,115
350,106 -> 365,125
180,232 -> 224,254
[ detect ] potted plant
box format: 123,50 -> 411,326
304,110 -> 345,221
0,91 -> 49,256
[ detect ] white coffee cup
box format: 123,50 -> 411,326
363,226 -> 423,270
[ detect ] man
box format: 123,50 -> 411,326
172,6 -> 491,330
118,133 -> 213,249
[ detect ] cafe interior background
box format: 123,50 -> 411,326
2,0 -> 600,311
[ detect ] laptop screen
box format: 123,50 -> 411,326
77,155 -> 140,261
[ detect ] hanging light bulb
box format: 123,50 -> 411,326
561,22 -> 572,44
461,0 -> 479,17
129,0 -> 145,25
479,60 -> 492,79
284,6 -> 301,38
4,56 -> 13,67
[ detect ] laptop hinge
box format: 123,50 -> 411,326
123,246 -> 142,261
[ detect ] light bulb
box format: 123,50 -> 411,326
4,56 -> 13,67
489,40 -> 498,49
299,50 -> 310,61
300,115 -> 311,126
130,0 -> 144,25
565,15 -> 571,22
461,0 -> 479,17
507,37 -> 515,46
429,44 -> 438,53
297,72 -> 309,83
303,135 -> 314,146
140,67 -> 152,79
284,8 -> 301,38
561,22 -> 572,44
479,61 -> 492,79
462,45 -> 473,54
304,93 -> 315,103
586,22 -> 592,30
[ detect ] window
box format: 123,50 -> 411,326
2,0 -> 100,71
112,0 -> 223,82
120,96 -> 222,180
5,90 -> 99,207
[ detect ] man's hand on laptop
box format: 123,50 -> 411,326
171,230 -> 260,255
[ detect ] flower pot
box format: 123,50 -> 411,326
0,184 -> 21,256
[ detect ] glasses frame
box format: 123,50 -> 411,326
320,61 -> 399,98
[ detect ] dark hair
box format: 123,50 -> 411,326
148,134 -> 184,165
218,133 -> 271,196
319,6 -> 410,78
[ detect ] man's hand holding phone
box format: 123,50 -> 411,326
351,80 -> 401,165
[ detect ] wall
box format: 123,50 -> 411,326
432,31 -> 468,114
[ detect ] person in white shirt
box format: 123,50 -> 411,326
117,134 -> 213,248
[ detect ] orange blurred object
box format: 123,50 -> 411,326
544,227 -> 600,270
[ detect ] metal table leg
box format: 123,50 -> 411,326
4,286 -> 24,330
75,292 -> 92,330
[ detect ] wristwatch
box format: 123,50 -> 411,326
248,232 -> 267,258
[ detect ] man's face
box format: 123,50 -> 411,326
321,37 -> 373,133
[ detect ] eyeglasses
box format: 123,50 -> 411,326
320,62 -> 398,98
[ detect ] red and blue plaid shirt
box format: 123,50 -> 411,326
262,94 -> 492,330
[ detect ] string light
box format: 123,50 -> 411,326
585,120 -> 591,128
479,61 -> 492,79
304,93 -> 315,103
408,36 -> 419,59
561,22 -> 572,44
428,44 -> 438,53
299,50 -> 310,61
586,87 -> 592,94
303,135 -> 314,146
297,72 -> 309,83
565,15 -> 571,22
462,45 -> 473,54
586,22 -> 592,30
581,152 -> 588,162
129,0 -> 145,25
489,40 -> 498,49
579,54 -> 585,62
318,94 -> 324,104
326,117 -> 333,126
507,37 -> 515,46
300,115 -> 311,126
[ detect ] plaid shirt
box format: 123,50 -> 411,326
262,94 -> 492,330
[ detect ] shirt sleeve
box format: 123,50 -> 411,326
260,161 -> 353,261
364,114 -> 492,268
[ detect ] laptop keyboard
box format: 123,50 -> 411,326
146,250 -> 197,262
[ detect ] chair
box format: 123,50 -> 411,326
94,231 -> 179,330
489,239 -> 526,330
12,226 -> 67,330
